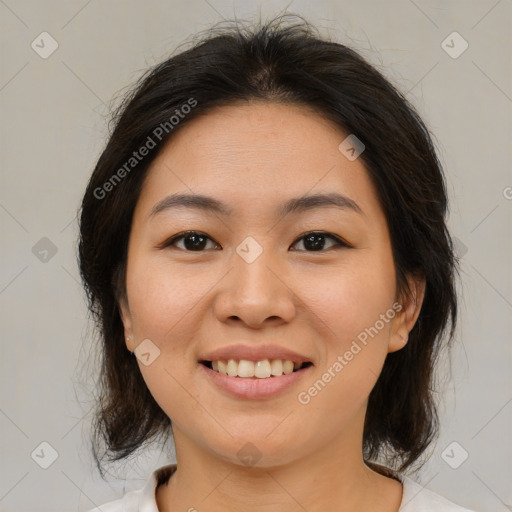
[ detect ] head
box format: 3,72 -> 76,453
78,14 -> 458,476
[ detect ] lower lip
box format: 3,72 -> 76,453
198,363 -> 313,400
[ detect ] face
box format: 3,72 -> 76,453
119,101 -> 424,467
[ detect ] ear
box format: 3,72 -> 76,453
118,295 -> 135,353
388,274 -> 426,353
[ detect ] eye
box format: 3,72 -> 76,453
290,231 -> 350,252
158,230 -> 351,252
159,231 -> 220,251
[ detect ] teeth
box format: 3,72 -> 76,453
209,358 -> 306,378
239,359 -> 257,377
226,359 -> 238,377
254,360 -> 271,378
270,359 -> 283,375
283,360 -> 294,374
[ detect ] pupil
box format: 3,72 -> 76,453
184,234 -> 207,251
304,233 -> 325,251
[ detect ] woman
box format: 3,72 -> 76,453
78,14 -> 477,512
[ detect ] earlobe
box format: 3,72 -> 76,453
125,335 -> 134,354
388,275 -> 426,353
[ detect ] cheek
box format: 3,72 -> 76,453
126,254 -> 206,338
297,252 -> 397,411
125,257 -> 198,384
303,253 -> 396,346
126,264 -> 199,427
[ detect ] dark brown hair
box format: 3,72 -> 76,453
78,13 -> 458,476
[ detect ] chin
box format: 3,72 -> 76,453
205,432 -> 305,469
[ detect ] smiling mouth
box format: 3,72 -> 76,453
199,359 -> 313,379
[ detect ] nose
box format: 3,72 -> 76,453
213,246 -> 297,329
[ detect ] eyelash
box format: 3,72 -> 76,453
158,230 -> 352,252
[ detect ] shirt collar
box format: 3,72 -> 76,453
136,464 -> 177,511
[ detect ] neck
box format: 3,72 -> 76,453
155,423 -> 403,512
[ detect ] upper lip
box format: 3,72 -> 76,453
199,344 -> 313,364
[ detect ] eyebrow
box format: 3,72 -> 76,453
148,192 -> 365,219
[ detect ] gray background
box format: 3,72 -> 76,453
1,1 -> 511,511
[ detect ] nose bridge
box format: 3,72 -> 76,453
233,235 -> 283,299
213,235 -> 296,326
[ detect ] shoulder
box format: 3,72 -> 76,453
399,474 -> 478,512
85,464 -> 176,512
86,488 -> 142,512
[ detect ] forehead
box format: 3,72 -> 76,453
135,102 -> 382,222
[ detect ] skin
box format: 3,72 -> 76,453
119,101 -> 426,512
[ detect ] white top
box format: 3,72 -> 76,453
88,464 -> 477,512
